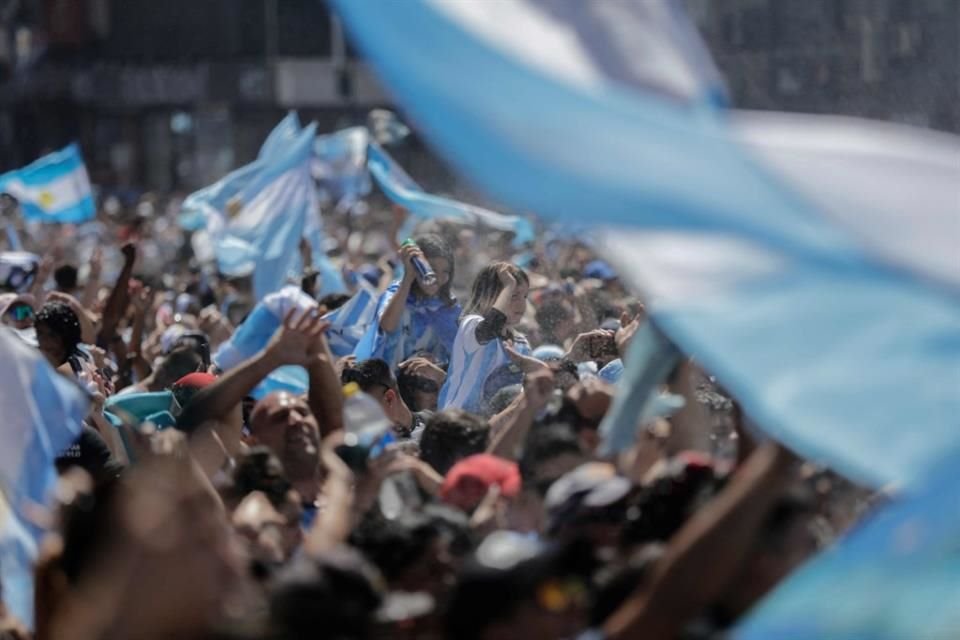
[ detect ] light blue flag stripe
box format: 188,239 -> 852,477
0,328 -> 89,629
0,144 -> 95,224
323,284 -> 380,358
367,142 -> 534,246
332,0 -> 960,490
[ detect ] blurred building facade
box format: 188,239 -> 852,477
0,0 -> 389,191
687,0 -> 959,131
1,0 -> 957,193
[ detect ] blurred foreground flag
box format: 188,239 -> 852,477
0,144 -> 95,224
333,0 -> 960,489
0,328 -> 89,628
737,452 -> 960,640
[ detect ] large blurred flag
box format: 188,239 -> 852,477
332,0 -> 960,490
0,328 -> 89,628
367,142 -> 534,245
0,144 -> 95,224
736,452 -> 960,639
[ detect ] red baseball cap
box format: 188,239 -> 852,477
441,454 -> 521,512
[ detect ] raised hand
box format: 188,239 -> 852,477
264,307 -> 330,367
497,263 -> 517,289
522,367 -> 555,414
398,356 -> 447,385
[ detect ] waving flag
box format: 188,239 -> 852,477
217,123 -> 319,300
0,144 -> 95,224
332,0 -> 960,490
0,327 -> 89,628
367,142 -> 534,245
323,280 -> 380,358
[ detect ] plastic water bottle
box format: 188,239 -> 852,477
339,383 -> 395,469
401,238 -> 437,288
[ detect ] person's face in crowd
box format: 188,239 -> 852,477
35,320 -> 67,366
249,392 -> 321,503
419,256 -> 451,298
505,281 -> 530,327
3,302 -> 34,331
364,382 -> 408,427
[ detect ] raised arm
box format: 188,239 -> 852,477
96,243 -> 136,349
178,309 -> 329,431
487,369 -> 554,459
307,323 -> 344,437
378,242 -> 421,333
603,442 -> 796,639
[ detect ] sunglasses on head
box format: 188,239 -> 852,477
6,304 -> 33,322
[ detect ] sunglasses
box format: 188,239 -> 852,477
6,304 -> 33,322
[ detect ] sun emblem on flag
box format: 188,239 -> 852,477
226,196 -> 244,219
38,191 -> 55,209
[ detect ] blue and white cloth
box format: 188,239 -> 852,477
354,280 -> 461,368
0,327 -> 89,628
332,0 -> 960,491
213,286 -> 318,399
323,282 -> 381,359
0,144 -> 95,224
438,315 -> 530,415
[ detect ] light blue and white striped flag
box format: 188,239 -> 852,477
0,144 -> 95,224
367,142 -> 534,245
323,280 -> 380,359
0,327 -> 89,628
332,0 -> 960,491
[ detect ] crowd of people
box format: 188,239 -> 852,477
0,188 -> 873,639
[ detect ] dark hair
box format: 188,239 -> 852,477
349,505 -> 472,582
155,345 -> 205,388
518,423 -> 585,493
419,409 -> 490,475
485,384 -> 523,417
462,262 -> 529,320
445,537 -> 595,640
268,549 -> 383,640
396,368 -> 440,412
318,292 -> 351,311
413,234 -> 456,304
35,301 -> 83,357
535,300 -> 573,335
621,457 -> 722,547
230,446 -> 292,509
341,358 -> 397,394
54,264 -> 79,291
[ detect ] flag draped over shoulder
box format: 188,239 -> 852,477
0,328 -> 89,628
0,144 -> 96,224
331,0 -> 960,491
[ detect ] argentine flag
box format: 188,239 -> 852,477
0,144 -> 95,224
333,0 -> 960,491
0,327 -> 89,628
